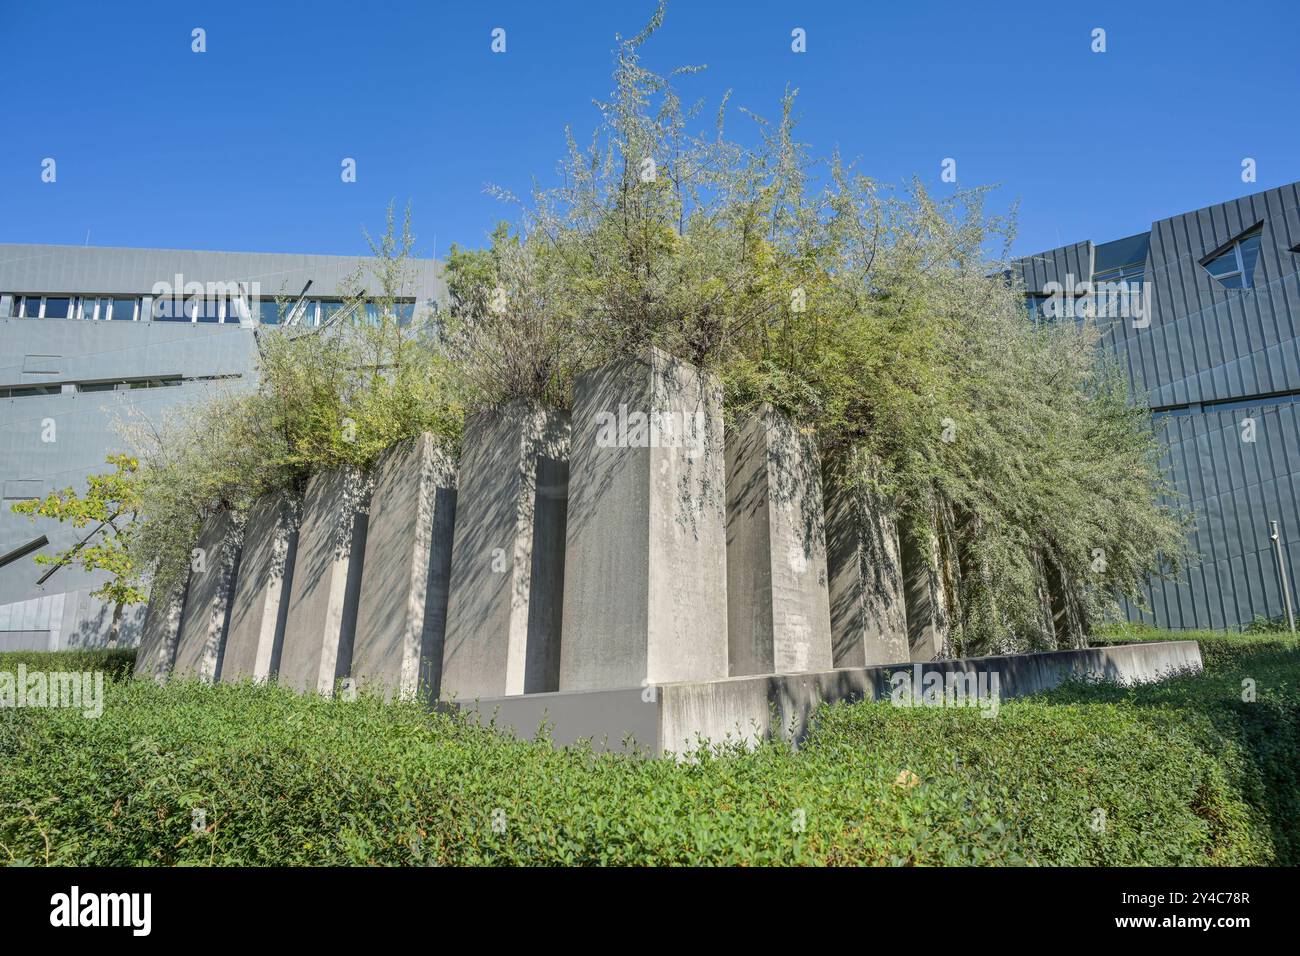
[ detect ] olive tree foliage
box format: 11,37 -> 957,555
444,1 -> 1190,652
121,203 -> 464,591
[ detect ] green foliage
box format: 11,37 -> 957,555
443,2 -> 1191,653
10,455 -> 146,625
1,631 -> 1293,866
0,648 -> 136,682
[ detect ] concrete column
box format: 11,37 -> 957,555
725,404 -> 832,675
220,492 -> 299,683
134,576 -> 187,681
441,402 -> 568,699
824,462 -> 910,667
902,525 -> 948,662
352,433 -> 457,701
278,466 -> 371,695
172,510 -> 243,682
559,347 -> 728,691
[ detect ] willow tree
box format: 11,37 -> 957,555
444,0 -> 1190,652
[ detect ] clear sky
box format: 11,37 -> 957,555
2,0 -> 1297,262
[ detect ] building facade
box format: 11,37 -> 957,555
1012,181 -> 1300,630
0,244 -> 442,651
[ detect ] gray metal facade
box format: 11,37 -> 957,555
0,244 -> 442,650
1013,181 -> 1300,630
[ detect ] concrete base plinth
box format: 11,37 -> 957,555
725,404 -> 832,675
172,510 -> 242,682
353,433 -> 457,701
278,466 -> 371,695
441,403 -> 569,699
457,640 -> 1204,756
824,463 -> 910,667
559,348 -> 729,691
220,492 -> 299,683
134,577 -> 187,681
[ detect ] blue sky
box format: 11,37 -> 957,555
2,0 -> 1297,262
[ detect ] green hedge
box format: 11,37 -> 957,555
0,647 -> 137,682
0,634 -> 1296,866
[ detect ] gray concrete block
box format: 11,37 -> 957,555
441,403 -> 569,699
220,492 -> 299,683
133,576 -> 187,681
824,461 -> 910,667
725,404 -> 832,675
902,525 -> 948,661
172,510 -> 242,682
460,640 -> 1205,756
352,433 -> 457,701
559,347 -> 729,690
278,466 -> 371,695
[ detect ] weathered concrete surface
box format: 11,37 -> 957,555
278,466 -> 371,695
220,492 -> 299,683
441,404 -> 568,699
725,404 -> 832,675
133,576 -> 187,681
459,640 -> 1204,756
559,348 -> 729,691
172,510 -> 243,682
353,434 -> 457,701
901,525 -> 949,661
824,462 -> 910,667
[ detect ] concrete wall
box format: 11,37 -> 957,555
171,510 -> 242,682
133,577 -> 187,681
353,434 -> 457,701
442,404 -> 568,699
824,461 -> 910,667
725,404 -> 832,675
559,348 -> 729,691
278,466 -> 371,695
220,492 -> 299,683
460,640 -> 1204,756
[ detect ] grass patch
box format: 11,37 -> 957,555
0,632 -> 1296,866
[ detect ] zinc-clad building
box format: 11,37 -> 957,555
1012,181 -> 1300,630
0,244 -> 442,651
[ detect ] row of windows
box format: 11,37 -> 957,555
3,294 -> 419,326
5,294 -> 142,321
0,373 -> 240,400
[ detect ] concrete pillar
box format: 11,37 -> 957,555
559,347 -> 729,690
441,402 -> 568,699
220,492 -> 299,683
352,433 -> 457,701
172,510 -> 242,682
824,462 -> 910,667
901,525 -> 948,661
134,576 -> 187,681
278,466 -> 371,695
725,404 -> 832,675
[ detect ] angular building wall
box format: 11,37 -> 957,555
1013,181 -> 1300,630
